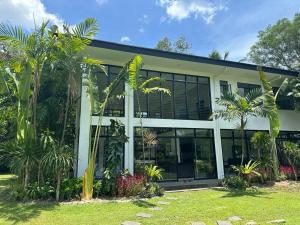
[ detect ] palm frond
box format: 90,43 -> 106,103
143,87 -> 171,95
140,77 -> 161,89
72,18 -> 98,38
128,55 -> 143,90
0,24 -> 28,46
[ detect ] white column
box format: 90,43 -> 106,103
77,85 -> 91,177
125,83 -> 135,174
211,76 -> 225,179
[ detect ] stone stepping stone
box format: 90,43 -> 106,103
157,201 -> 170,205
246,221 -> 257,225
149,207 -> 162,211
136,213 -> 152,218
267,219 -> 286,224
121,221 -> 141,225
191,222 -> 206,225
217,221 -> 232,225
228,216 -> 242,221
166,197 -> 178,200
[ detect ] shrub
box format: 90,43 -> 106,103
139,183 -> 164,198
93,180 -> 102,198
222,176 -> 249,190
279,166 -> 296,180
117,174 -> 146,197
60,177 -> 82,200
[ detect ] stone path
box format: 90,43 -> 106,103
216,221 -> 232,225
166,197 -> 178,200
157,201 -> 170,205
228,216 -> 242,221
121,221 -> 141,225
149,207 -> 162,211
246,221 -> 257,225
136,213 -> 152,218
267,219 -> 286,224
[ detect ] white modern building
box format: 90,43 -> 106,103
76,40 -> 300,185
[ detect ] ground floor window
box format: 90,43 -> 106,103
93,126 -> 125,178
134,127 -> 217,181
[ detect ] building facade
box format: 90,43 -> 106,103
76,40 -> 300,183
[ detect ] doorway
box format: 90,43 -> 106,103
177,137 -> 195,178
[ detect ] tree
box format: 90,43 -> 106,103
155,36 -> 191,54
248,13 -> 300,71
211,89 -> 264,165
282,141 -> 300,181
208,50 -> 229,60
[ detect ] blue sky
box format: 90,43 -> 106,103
1,0 -> 300,61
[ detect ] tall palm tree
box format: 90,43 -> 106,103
127,56 -> 170,167
211,89 -> 264,165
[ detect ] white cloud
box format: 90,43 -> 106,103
96,0 -> 108,7
120,36 -> 130,43
138,14 -> 149,24
138,27 -> 145,33
0,0 -> 64,30
156,0 -> 226,24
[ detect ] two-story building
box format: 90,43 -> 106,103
76,40 -> 300,186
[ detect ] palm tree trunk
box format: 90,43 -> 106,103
136,91 -> 146,168
56,170 -> 61,202
271,138 -> 279,180
24,160 -> 29,190
240,117 -> 246,165
287,158 -> 297,181
60,77 -> 71,147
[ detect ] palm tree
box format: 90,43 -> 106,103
50,18 -> 99,147
211,89 -> 264,165
41,134 -> 73,201
127,56 -> 170,167
209,50 -> 229,60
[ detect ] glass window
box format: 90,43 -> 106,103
273,87 -> 295,110
220,80 -> 230,95
161,80 -> 173,119
194,136 -> 217,179
198,78 -> 211,120
94,65 -> 125,117
237,82 -> 261,96
186,82 -> 199,119
174,81 -> 187,119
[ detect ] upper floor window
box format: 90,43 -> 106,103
134,70 -> 212,120
272,87 -> 295,110
237,82 -> 261,96
220,80 -> 231,95
94,65 -> 125,117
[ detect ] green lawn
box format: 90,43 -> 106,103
0,174 -> 299,225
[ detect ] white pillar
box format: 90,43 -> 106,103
125,83 -> 135,174
77,85 -> 91,177
211,76 -> 225,179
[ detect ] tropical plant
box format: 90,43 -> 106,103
222,176 -> 249,190
101,119 -> 129,196
281,141 -> 300,180
211,89 -> 264,164
251,131 -> 272,161
127,56 -> 170,167
81,57 -> 133,200
258,70 -> 282,179
208,50 -> 229,60
144,165 -> 163,182
41,134 -> 73,201
232,160 -> 261,182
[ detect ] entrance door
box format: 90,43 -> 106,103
177,137 -> 195,178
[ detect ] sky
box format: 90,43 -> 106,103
0,0 -> 300,61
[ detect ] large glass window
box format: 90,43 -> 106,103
94,126 -> 125,178
94,65 -> 125,117
134,127 -> 216,181
237,82 -> 261,96
220,80 -> 231,95
134,70 -> 212,120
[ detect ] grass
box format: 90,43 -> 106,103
0,174 -> 299,225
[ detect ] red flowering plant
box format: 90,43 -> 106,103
280,166 -> 296,179
116,174 -> 146,197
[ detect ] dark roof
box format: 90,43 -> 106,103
90,39 -> 299,77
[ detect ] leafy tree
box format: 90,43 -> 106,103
248,13 -> 300,70
208,50 -> 229,60
211,89 -> 264,164
251,131 -> 272,161
282,141 -> 300,181
155,36 -> 191,54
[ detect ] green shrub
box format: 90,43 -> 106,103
139,183 -> 164,198
93,180 -> 102,198
60,177 -> 82,200
222,176 -> 249,190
